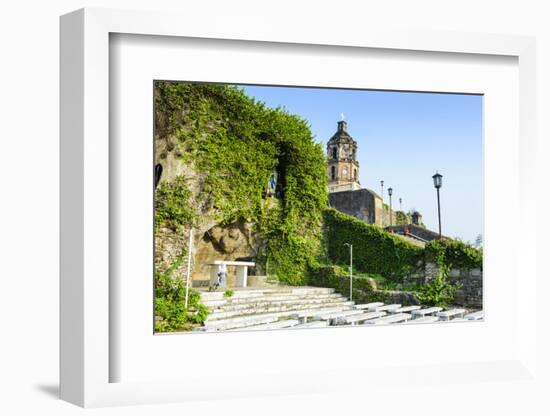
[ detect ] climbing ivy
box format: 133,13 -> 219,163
155,176 -> 196,231
425,238 -> 483,270
154,81 -> 328,285
323,208 -> 424,281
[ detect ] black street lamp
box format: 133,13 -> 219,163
388,187 -> 393,227
432,172 -> 443,238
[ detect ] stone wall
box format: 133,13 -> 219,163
329,189 -> 376,223
154,87 -> 273,285
404,262 -> 483,308
193,219 -> 265,285
328,188 -> 395,227
448,267 -> 483,309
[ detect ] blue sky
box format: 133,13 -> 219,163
242,85 -> 483,243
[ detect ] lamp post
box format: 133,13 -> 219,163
388,187 -> 393,227
184,228 -> 194,309
432,172 -> 443,238
380,180 -> 384,200
344,243 -> 353,301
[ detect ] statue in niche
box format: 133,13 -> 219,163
265,170 -> 282,199
266,171 -> 277,197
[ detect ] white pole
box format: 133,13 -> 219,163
349,244 -> 353,302
184,228 -> 193,309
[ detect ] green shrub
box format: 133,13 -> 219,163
395,211 -> 411,226
323,208 -> 424,281
154,256 -> 210,332
425,238 -> 482,270
223,289 -> 234,298
416,265 -> 461,308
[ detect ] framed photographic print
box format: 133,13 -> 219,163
151,80 -> 484,335
60,8 -> 537,407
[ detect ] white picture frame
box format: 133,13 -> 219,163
60,8 -> 537,407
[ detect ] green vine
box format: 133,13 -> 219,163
323,208 -> 424,281
425,238 -> 482,270
416,264 -> 461,308
154,255 -> 210,332
155,176 -> 196,231
154,81 -> 328,285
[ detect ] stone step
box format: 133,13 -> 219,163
206,295 -> 349,311
200,287 -> 335,302
232,319 -> 301,332
207,300 -> 354,321
203,293 -> 344,308
204,313 -> 282,331
204,301 -> 354,331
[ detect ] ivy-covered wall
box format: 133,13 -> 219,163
425,238 -> 483,270
309,266 -> 388,304
154,81 -> 328,285
323,208 -> 425,281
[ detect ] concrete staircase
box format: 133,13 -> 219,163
196,287 -> 484,332
199,287 -> 354,331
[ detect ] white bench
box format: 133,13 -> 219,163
436,308 -> 466,321
237,319 -> 299,331
364,313 -> 411,325
291,307 -> 350,323
338,311 -> 387,325
392,305 -> 422,314
465,311 -> 484,321
292,321 -> 328,329
373,304 -> 401,313
355,302 -> 384,311
402,316 -> 439,324
314,309 -> 365,323
411,307 -> 443,319
207,260 -> 255,288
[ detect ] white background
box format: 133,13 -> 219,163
1,1 -> 549,415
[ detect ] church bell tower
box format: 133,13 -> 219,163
327,119 -> 361,193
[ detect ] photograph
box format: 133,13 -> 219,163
153,81 -> 484,333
